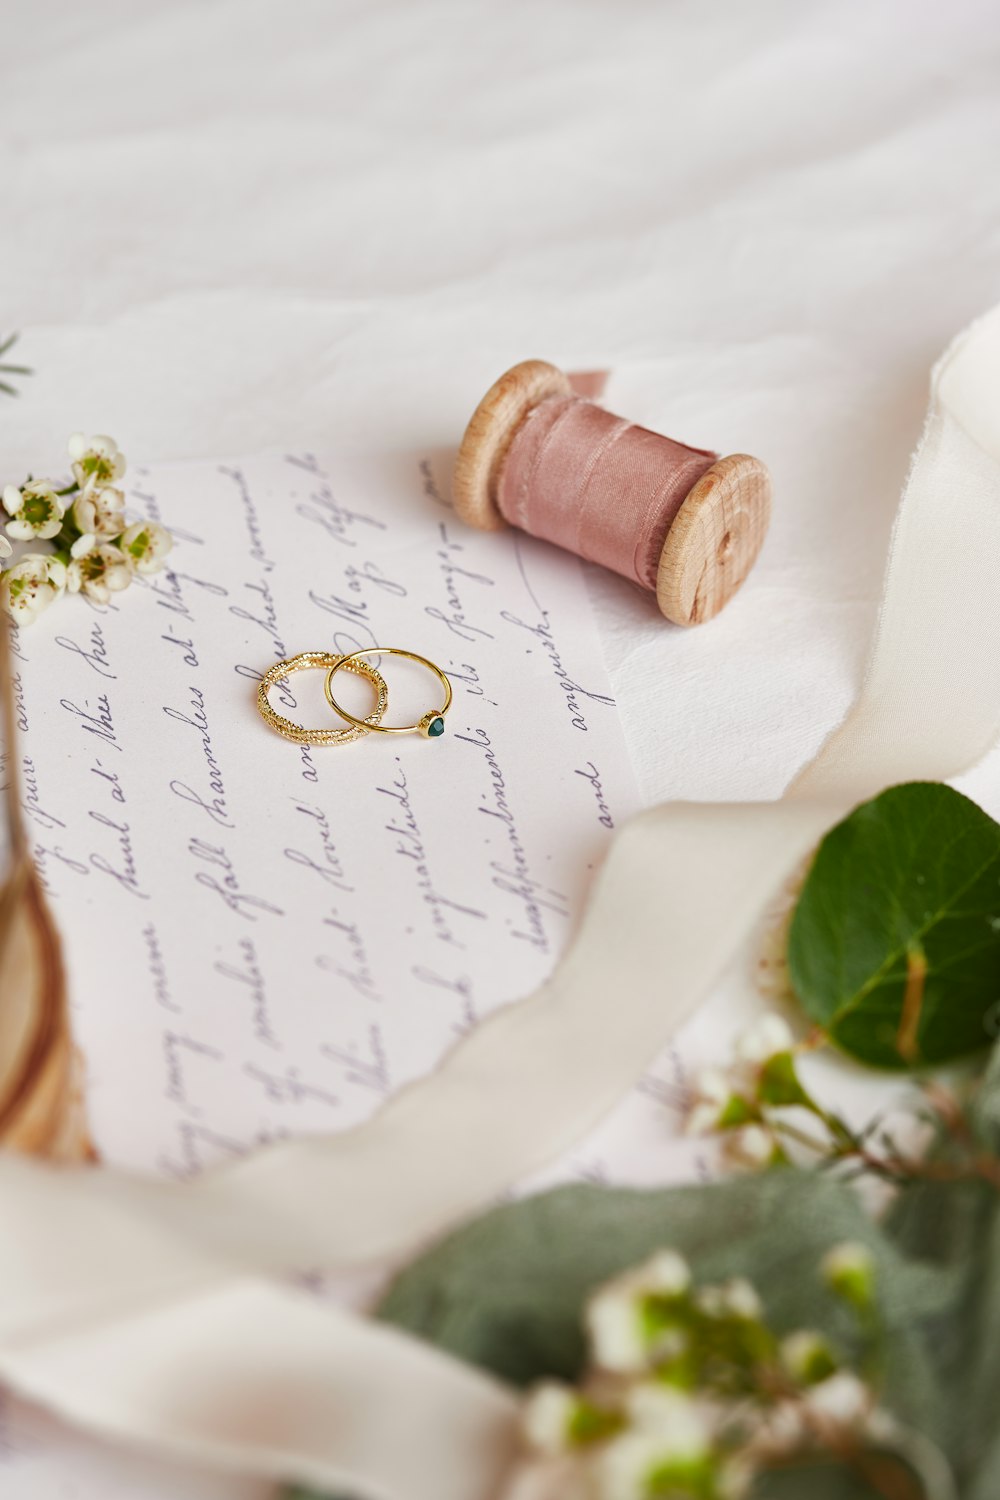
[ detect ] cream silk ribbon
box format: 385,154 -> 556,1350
2,305 -> 1000,1496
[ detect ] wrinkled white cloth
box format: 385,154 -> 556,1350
3,2 -> 1000,1496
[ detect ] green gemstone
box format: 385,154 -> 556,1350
427,715 -> 445,738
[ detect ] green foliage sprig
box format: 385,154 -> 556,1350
0,332 -> 31,398
291,782 -> 1000,1500
1,432 -> 173,623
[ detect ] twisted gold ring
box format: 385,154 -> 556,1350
325,647 -> 452,739
257,652 -> 388,745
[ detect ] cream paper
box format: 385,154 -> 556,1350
2,303 -> 1000,1496
8,447 -> 637,1171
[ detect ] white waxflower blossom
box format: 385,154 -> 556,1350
72,483 -> 126,543
3,479 -> 66,541
780,1329 -> 838,1385
638,1251 -> 692,1297
624,1384 -> 704,1437
596,1399 -> 711,1500
66,542 -> 132,605
718,1277 -> 763,1321
119,519 -> 173,575
0,554 -> 67,623
68,432 -> 126,492
803,1370 -> 871,1427
587,1286 -> 647,1374
734,1013 -> 796,1070
696,1277 -> 763,1322
685,1066 -> 734,1135
721,1122 -> 776,1172
821,1242 -> 876,1305
523,1383 -> 577,1456
586,1251 -> 691,1374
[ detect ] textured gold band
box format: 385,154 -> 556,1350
256,652 -> 388,746
325,647 -> 452,739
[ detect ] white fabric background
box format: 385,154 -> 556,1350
3,1 -> 1000,1493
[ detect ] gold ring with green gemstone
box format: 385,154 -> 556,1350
324,647 -> 452,740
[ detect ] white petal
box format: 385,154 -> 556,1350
2,486 -> 22,517
694,1066 -> 731,1106
37,518 -> 63,540
0,535 -> 12,559
586,1291 -> 646,1373
804,1371 -> 870,1425
641,1250 -> 691,1296
71,533 -> 97,559
522,1384 -> 574,1456
6,520 -> 34,540
67,432 -> 87,460
735,1013 -> 795,1067
720,1277 -> 763,1321
47,559 -> 67,589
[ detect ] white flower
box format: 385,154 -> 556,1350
734,1013 -> 796,1070
803,1370 -> 871,1428
718,1277 -> 763,1321
0,533 -> 12,560
3,479 -> 66,541
637,1251 -> 692,1298
586,1252 -> 691,1374
523,1383 -> 577,1456
696,1277 -> 763,1322
624,1384 -> 704,1438
596,1399 -> 711,1500
821,1242 -> 875,1305
685,1067 -> 733,1135
66,542 -> 132,604
587,1288 -> 647,1374
721,1123 -> 775,1171
119,519 -> 173,575
72,484 -> 126,543
68,432 -> 126,492
780,1329 -> 838,1385
0,553 -> 67,624
760,1400 -> 808,1452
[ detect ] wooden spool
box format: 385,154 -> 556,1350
453,358 -> 772,626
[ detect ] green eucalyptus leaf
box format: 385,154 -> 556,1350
788,783 -> 1000,1069
377,1175 -> 945,1440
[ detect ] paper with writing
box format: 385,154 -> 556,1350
10,447 -> 638,1174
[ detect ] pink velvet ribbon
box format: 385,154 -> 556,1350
496,395 -> 717,591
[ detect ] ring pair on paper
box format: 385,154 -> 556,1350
256,647 -> 452,746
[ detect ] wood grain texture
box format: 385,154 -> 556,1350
655,454 -> 772,626
453,359 -> 572,530
0,624 -> 94,1161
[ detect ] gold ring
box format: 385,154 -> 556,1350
257,652 -> 388,745
325,647 -> 452,739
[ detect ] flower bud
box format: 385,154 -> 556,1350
821,1242 -> 876,1308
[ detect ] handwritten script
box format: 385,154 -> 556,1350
12,446 -> 638,1175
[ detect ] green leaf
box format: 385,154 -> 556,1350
787,783 -> 1000,1069
377,1176 -> 945,1437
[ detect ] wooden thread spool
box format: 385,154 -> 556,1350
453,359 -> 772,626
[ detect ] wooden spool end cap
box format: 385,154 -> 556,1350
453,359 -> 572,531
656,453 -> 772,627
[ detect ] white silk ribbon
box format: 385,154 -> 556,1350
2,304 -> 1000,1496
